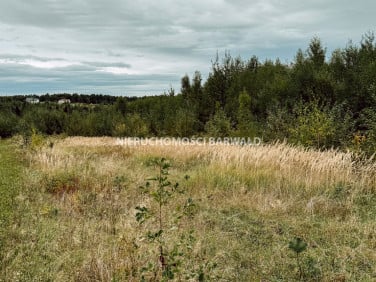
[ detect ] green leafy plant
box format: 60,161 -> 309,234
30,128 -> 46,150
204,102 -> 232,138
289,101 -> 335,148
289,237 -> 308,280
113,175 -> 127,192
135,158 -> 213,281
136,157 -> 187,280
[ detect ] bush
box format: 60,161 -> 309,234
0,112 -> 18,138
65,111 -> 87,136
174,108 -> 198,137
125,113 -> 149,137
205,103 -> 232,138
265,106 -> 292,142
289,101 -> 335,148
358,107 -> 376,155
24,108 -> 66,135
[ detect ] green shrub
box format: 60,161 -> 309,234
358,107 -> 376,155
125,113 -> 149,137
289,101 -> 335,148
135,158 -> 210,280
30,128 -> 46,150
205,103 -> 232,138
265,105 -> 292,141
0,112 -> 18,138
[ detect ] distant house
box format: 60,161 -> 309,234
58,99 -> 71,104
26,97 -> 40,104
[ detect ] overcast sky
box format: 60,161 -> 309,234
0,0 -> 375,96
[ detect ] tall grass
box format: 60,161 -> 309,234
2,136 -> 375,281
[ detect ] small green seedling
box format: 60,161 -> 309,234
136,158 -> 187,280
289,237 -> 307,280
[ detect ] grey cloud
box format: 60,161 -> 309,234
107,50 -> 123,57
0,62 -> 179,95
0,54 -> 66,62
83,61 -> 132,68
0,0 -> 375,95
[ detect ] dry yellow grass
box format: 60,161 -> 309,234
45,137 -> 375,191
3,136 -> 375,281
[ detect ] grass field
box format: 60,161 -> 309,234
0,140 -> 24,279
1,137 -> 375,281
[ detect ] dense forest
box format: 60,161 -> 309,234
1,34 -> 375,154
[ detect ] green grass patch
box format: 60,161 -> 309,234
0,139 -> 24,274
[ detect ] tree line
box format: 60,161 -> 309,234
0,33 -> 375,154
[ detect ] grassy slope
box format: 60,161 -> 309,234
1,137 -> 376,281
0,140 -> 23,277
0,141 -> 20,221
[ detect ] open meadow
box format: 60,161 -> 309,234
1,137 -> 375,281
